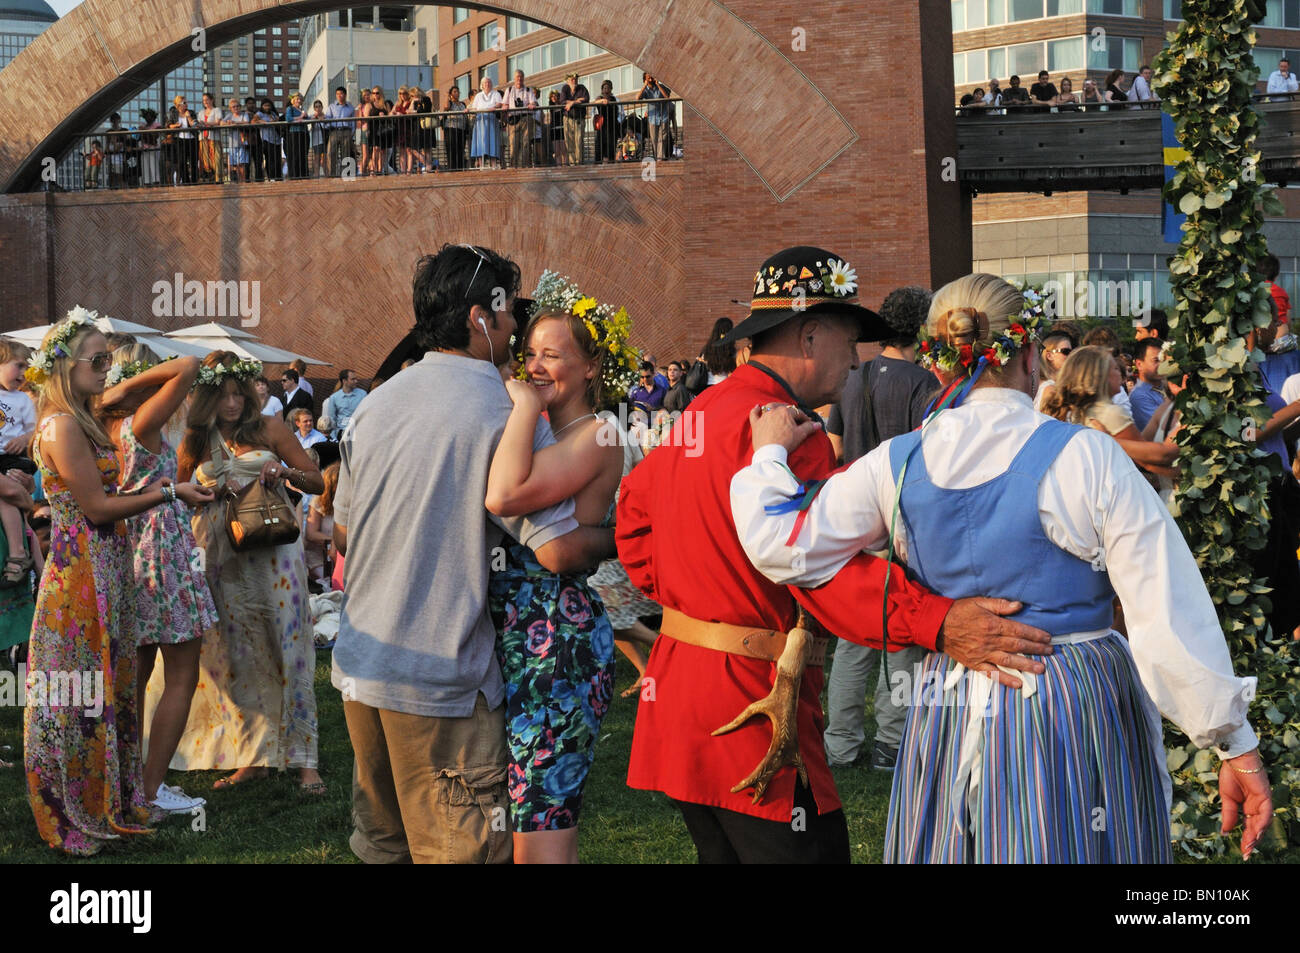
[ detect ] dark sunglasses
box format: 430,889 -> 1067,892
78,353 -> 113,372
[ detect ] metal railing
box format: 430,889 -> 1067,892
67,98 -> 685,191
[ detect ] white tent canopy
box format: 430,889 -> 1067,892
2,318 -> 212,360
164,323 -> 330,366
2,318 -> 330,367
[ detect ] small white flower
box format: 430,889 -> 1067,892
825,259 -> 857,296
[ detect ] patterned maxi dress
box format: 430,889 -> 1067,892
167,431 -> 318,772
24,418 -> 154,856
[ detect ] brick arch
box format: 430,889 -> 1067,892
0,0 -> 854,199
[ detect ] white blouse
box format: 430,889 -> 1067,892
469,90 -> 503,112
730,386 -> 1258,758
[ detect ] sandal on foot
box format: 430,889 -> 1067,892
213,768 -> 266,789
299,780 -> 327,796
1,554 -> 32,586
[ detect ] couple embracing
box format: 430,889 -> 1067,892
330,243 -> 638,864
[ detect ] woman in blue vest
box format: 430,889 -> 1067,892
729,273 -> 1272,863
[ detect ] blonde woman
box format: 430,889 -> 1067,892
392,85 -> 414,173
732,273 -> 1272,862
1042,345 -> 1176,476
23,313 -> 212,855
176,352 -> 325,793
1033,327 -> 1076,411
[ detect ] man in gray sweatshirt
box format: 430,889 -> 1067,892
332,244 -> 614,863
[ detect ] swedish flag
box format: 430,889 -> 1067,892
1161,112 -> 1187,244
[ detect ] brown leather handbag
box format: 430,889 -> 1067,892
224,477 -> 300,552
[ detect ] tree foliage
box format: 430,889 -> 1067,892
1153,0 -> 1300,858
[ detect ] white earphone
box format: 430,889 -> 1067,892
475,315 -> 494,364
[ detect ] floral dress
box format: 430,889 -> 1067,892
489,544 -> 615,833
118,415 -> 218,646
167,432 -> 317,772
24,417 -> 154,856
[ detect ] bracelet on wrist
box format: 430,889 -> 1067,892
1231,763 -> 1264,775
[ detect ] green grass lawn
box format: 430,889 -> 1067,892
0,648 -> 1290,863
0,648 -> 893,864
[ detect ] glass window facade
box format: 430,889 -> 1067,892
453,7 -> 470,23
478,21 -> 499,53
454,33 -> 470,62
507,16 -> 543,40
953,0 -> 1138,27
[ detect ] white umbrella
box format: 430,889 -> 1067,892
3,322 -> 214,360
1,325 -> 51,348
164,326 -> 330,366
130,335 -> 215,360
165,321 -> 259,340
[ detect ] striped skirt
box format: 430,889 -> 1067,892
884,633 -> 1172,863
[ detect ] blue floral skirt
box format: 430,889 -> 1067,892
489,543 -> 615,832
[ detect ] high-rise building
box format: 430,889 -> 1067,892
954,0 -> 1300,311
297,6 -> 434,107
205,21 -> 303,107
0,0 -> 56,71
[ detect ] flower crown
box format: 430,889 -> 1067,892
106,355 -> 175,387
25,306 -> 100,388
917,288 -> 1045,374
194,358 -> 263,388
524,271 -> 639,402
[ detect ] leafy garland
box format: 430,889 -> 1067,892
25,306 -> 99,388
194,358 -> 263,388
524,271 -> 639,404
1153,0 -> 1299,858
105,355 -> 175,387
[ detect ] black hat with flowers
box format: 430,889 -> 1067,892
729,246 -> 891,342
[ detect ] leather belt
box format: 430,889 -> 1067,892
660,606 -> 827,667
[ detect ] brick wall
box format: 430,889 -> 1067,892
0,0 -> 967,375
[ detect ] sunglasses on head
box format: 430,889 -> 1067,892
459,244 -> 491,299
78,353 -> 113,372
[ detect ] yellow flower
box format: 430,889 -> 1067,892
573,297 -> 598,317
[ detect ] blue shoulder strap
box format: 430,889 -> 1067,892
1005,418 -> 1081,483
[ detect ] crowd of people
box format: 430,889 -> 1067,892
959,59 -> 1300,114
83,72 -> 681,189
959,66 -> 1160,112
3,239 -> 1288,864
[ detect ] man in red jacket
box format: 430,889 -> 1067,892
616,246 -> 1052,862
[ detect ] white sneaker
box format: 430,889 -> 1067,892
163,782 -> 206,807
151,784 -> 205,814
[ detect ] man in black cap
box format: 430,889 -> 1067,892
823,286 -> 936,772
616,247 -> 1050,863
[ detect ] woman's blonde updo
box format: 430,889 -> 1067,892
928,273 -> 1025,351
921,273 -> 1033,381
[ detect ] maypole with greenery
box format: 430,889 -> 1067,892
1153,0 -> 1299,857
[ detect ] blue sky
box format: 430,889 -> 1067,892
47,1 -> 84,15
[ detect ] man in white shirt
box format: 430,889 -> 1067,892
1267,59 -> 1299,95
504,71 -> 538,169
290,359 -> 314,398
1130,65 -> 1156,103
982,78 -> 1002,107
